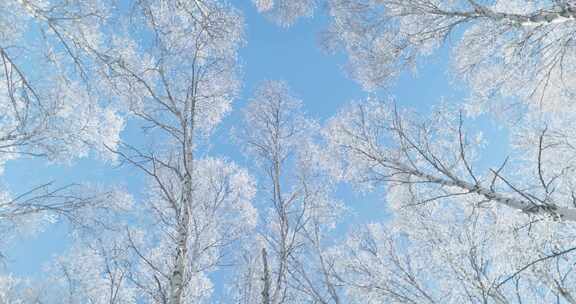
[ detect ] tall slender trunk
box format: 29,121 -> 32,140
168,99 -> 196,304
261,248 -> 271,304
168,204 -> 189,304
168,170 -> 193,304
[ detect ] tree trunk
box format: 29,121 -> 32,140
261,248 -> 271,304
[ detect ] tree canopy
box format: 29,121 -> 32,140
2,0 -> 576,303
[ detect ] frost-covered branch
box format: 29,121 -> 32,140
326,99 -> 576,221
233,80 -> 344,303
90,1 -> 254,303
318,0 -> 576,115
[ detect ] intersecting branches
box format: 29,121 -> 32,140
329,100 -> 576,221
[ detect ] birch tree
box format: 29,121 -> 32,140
122,158 -> 257,304
333,204 -> 576,303
87,1 -> 257,303
255,0 -> 576,116
324,98 -> 576,301
327,1 -> 576,115
2,0 -> 257,302
232,81 -> 345,304
0,0 -> 123,162
0,0 -> 125,259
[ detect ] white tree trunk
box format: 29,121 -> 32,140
399,161 -> 576,221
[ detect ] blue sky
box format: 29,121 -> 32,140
4,0 -> 510,297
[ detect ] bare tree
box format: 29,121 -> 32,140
324,98 -> 576,302
233,80 -> 344,304
0,0 -> 125,261
255,0 -> 576,116
327,2 -> 574,115
89,1 -> 256,303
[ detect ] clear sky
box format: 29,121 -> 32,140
3,1 -> 510,299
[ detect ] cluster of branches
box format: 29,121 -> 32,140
3,1 -> 576,303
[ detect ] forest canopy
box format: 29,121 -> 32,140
2,0 -> 576,303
